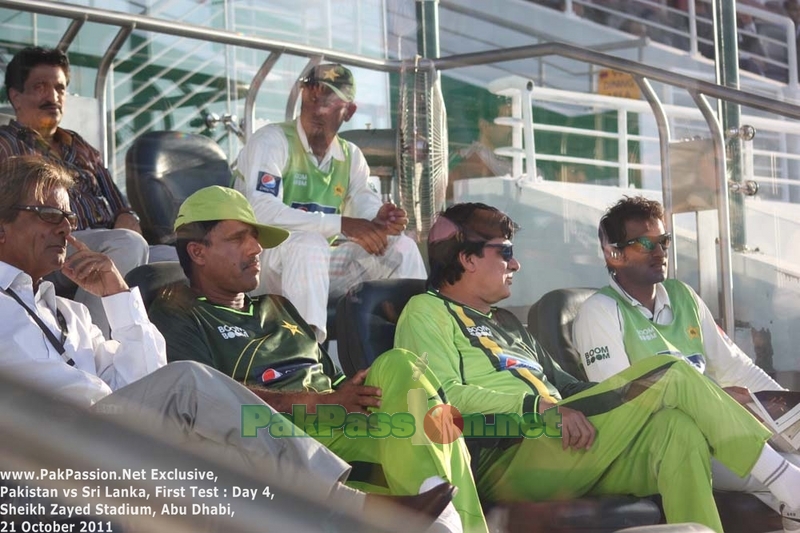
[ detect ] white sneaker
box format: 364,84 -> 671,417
782,503 -> 800,533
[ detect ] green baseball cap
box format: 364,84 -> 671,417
174,186 -> 289,249
301,63 -> 356,103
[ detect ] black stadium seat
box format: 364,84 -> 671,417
336,278 -> 426,376
124,261 -> 187,309
125,131 -> 233,246
527,288 -> 597,381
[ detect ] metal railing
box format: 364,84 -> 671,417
5,0 -> 800,336
552,0 -> 799,89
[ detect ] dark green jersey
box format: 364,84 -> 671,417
149,285 -> 344,393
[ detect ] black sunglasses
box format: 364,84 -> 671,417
614,233 -> 672,253
300,77 -> 322,89
484,243 -> 514,261
13,205 -> 78,230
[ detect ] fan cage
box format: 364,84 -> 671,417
397,62 -> 449,241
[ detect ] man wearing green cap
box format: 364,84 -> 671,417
233,63 -> 427,343
0,162 -> 458,528
149,185 -> 489,533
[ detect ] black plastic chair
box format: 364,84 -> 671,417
124,261 -> 188,309
336,278 -> 426,376
527,288 -> 597,381
125,131 -> 232,246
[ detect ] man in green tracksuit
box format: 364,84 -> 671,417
148,186 -> 487,533
394,202 -> 800,533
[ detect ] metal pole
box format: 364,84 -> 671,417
690,90 -> 736,337
94,25 -> 133,166
244,51 -> 281,138
634,76 -> 675,277
712,0 -> 745,249
416,0 -> 440,59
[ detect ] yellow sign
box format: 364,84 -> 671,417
597,69 -> 641,100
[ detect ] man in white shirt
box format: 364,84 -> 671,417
0,156 -> 454,526
234,63 -> 426,342
573,195 -> 799,527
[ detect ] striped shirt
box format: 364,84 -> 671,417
0,120 -> 129,230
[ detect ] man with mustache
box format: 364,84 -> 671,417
0,46 -> 175,336
573,195 -> 800,529
394,202 -> 800,533
233,63 -> 426,343
148,185 -> 487,533
0,157 -> 456,530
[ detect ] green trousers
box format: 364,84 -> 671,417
315,348 -> 489,533
475,355 -> 772,533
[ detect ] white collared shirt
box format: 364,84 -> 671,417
573,275 -> 782,391
0,261 -> 166,407
233,117 -> 382,239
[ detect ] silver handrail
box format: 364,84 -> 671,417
6,0 -> 800,334
736,2 -> 798,89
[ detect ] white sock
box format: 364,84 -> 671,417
419,476 -> 463,533
750,445 -> 800,509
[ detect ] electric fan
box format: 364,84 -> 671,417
396,59 -> 448,240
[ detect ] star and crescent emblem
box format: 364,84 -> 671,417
282,320 -> 301,336
322,68 -> 339,81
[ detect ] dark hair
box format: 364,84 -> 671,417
428,202 -> 517,289
175,220 -> 222,278
599,195 -> 664,247
0,156 -> 74,224
598,196 -> 665,272
4,47 -> 71,102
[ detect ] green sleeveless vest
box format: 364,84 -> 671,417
599,279 -> 708,372
279,122 -> 351,214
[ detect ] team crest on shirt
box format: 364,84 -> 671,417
333,184 -> 345,197
687,325 -> 700,339
256,171 -> 282,196
281,320 -> 302,336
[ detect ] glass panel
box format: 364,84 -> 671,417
2,0 -> 798,384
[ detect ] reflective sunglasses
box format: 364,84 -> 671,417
300,77 -> 322,90
484,243 -> 514,261
13,205 -> 78,230
614,233 -> 672,253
